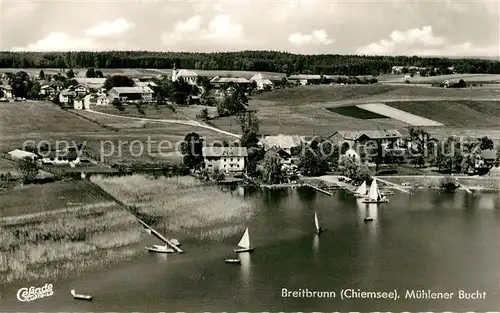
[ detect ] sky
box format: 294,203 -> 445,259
1,0 -> 499,57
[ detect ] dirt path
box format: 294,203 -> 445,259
86,109 -> 241,139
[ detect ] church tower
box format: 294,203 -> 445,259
171,63 -> 177,82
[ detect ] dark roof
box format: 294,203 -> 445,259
266,147 -> 291,158
202,147 -> 248,157
331,130 -> 403,141
40,150 -> 80,159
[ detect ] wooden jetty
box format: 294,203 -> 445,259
374,177 -> 411,194
304,183 -> 333,196
136,219 -> 183,253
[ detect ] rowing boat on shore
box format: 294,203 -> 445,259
71,289 -> 92,301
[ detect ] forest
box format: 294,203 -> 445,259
1,51 -> 500,75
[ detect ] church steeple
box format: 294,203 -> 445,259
171,63 -> 177,81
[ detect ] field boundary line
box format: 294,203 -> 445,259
86,109 -> 241,139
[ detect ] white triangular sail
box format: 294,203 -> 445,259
314,212 -> 320,231
368,179 -> 381,201
356,181 -> 367,195
237,228 -> 250,249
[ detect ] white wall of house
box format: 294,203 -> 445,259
74,100 -> 83,110
1,89 -> 13,98
59,94 -> 70,103
204,156 -> 245,172
97,97 -> 109,105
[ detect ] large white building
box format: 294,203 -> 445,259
171,65 -> 198,85
202,147 -> 248,172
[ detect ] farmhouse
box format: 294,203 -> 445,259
85,94 -> 109,106
258,134 -> 305,154
481,149 -> 497,166
72,84 -> 88,96
75,78 -> 106,91
133,78 -> 158,88
330,129 -> 403,150
250,73 -> 274,90
59,89 -> 76,104
265,147 -> 292,165
202,147 -> 248,172
210,77 -> 251,88
108,86 -> 154,102
7,149 -> 38,160
40,150 -> 80,165
40,85 -> 56,96
0,84 -> 13,98
288,74 -> 322,85
73,97 -> 85,110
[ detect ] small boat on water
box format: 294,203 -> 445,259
225,258 -> 241,264
364,217 -> 374,222
145,244 -> 174,253
170,239 -> 181,246
70,289 -> 92,301
314,212 -> 323,234
355,181 -> 368,198
234,228 -> 254,253
362,179 -> 389,204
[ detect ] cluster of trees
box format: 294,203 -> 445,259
1,51 -> 499,75
405,127 -> 496,174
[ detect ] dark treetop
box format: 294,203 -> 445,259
1,51 -> 500,75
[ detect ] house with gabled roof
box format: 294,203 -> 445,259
258,134 -> 306,155
108,86 -> 154,102
202,146 -> 248,172
250,73 -> 274,90
329,129 -> 403,148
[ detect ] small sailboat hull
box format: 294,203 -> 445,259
145,245 -> 174,253
225,258 -> 241,264
364,217 -> 374,222
71,290 -> 92,301
234,247 -> 254,253
362,199 -> 388,204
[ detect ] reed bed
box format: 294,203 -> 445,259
0,199 -> 143,284
91,175 -> 256,240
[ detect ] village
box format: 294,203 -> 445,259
3,57 -> 500,302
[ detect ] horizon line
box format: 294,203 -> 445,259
0,50 -> 498,60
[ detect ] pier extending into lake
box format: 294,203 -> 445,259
374,177 -> 411,194
83,179 -> 183,253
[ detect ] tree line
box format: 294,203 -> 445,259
1,51 -> 500,75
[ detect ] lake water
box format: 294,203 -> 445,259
2,187 -> 500,311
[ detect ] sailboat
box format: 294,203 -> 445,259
314,212 -> 323,234
234,228 -> 254,253
362,178 -> 388,204
355,181 -> 368,198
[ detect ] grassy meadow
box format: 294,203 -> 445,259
381,73 -> 500,84
386,100 -> 500,127
0,180 -> 143,284
0,101 -> 105,137
91,104 -> 186,121
91,175 -> 256,241
211,85 -> 500,136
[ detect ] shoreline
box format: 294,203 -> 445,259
4,173 -> 500,284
